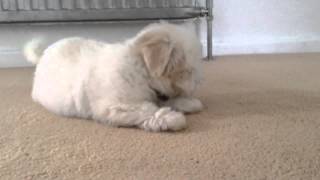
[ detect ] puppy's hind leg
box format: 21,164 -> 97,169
95,102 -> 186,132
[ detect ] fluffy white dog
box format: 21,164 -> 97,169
24,22 -> 204,132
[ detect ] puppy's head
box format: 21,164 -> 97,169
133,22 -> 202,99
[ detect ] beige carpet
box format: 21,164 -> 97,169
1,53 -> 320,180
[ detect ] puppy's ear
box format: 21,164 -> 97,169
135,31 -> 173,77
164,44 -> 186,75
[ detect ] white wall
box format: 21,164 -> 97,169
209,0 -> 320,55
0,20 -> 197,67
0,22 -> 150,67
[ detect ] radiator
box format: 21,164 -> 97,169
0,0 -> 213,58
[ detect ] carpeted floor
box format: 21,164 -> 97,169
0,53 -> 320,180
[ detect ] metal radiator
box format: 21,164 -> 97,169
0,0 -> 213,58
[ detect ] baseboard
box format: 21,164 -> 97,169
0,48 -> 33,68
202,37 -> 320,56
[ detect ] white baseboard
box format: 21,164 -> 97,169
0,48 -> 33,68
202,37 -> 320,56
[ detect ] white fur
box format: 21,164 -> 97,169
25,22 -> 203,132
24,38 -> 46,64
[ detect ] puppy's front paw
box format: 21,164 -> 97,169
186,98 -> 204,113
142,107 -> 186,132
156,108 -> 187,131
165,98 -> 204,114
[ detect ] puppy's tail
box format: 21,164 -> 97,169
24,38 -> 46,65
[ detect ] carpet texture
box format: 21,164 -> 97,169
1,53 -> 320,180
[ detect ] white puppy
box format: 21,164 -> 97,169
24,22 -> 203,132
